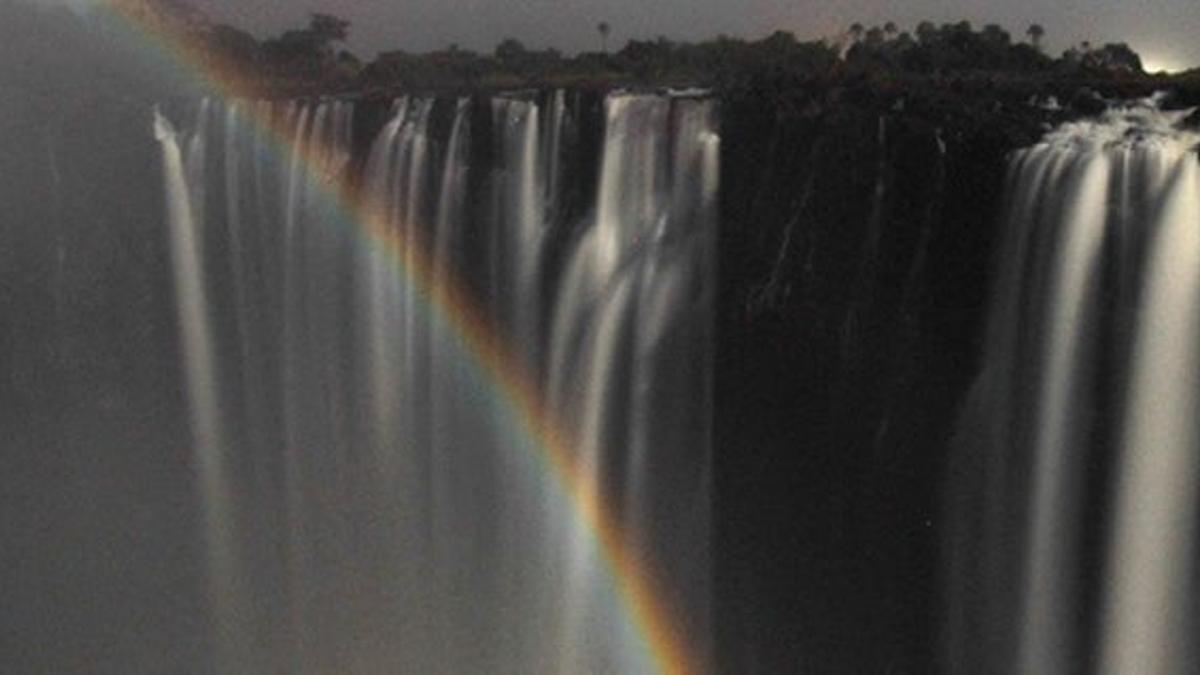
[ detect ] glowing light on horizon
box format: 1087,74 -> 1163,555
1141,53 -> 1190,75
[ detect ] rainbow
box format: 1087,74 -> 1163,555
95,1 -> 701,673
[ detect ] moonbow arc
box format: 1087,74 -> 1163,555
128,3 -> 719,670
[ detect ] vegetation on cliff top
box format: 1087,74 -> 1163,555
182,12 -> 1161,97
2,0 -> 1192,109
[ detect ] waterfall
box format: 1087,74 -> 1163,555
1102,128 -> 1200,675
947,97 -> 1200,674
155,103 -> 249,672
155,90 -> 717,673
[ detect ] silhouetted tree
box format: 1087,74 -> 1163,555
916,21 -> 937,45
1083,43 -> 1143,74
619,37 -> 674,77
309,13 -> 350,44
849,23 -> 865,43
598,22 -> 611,54
495,38 -> 528,63
207,24 -> 259,64
981,24 -> 1010,48
1027,23 -> 1045,51
262,12 -> 353,77
763,30 -> 796,45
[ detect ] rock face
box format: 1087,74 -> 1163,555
711,80 -> 1200,671
713,84 -> 1036,672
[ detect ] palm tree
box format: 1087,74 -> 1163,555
849,23 -> 864,43
597,21 -> 611,54
915,21 -> 937,45
1027,23 -> 1045,51
884,21 -> 898,39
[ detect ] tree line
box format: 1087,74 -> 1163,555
841,21 -> 1142,76
189,14 -> 1151,94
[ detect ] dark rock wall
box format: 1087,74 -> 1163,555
715,87 -> 1036,672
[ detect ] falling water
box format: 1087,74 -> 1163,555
155,104 -> 238,667
155,91 -> 717,673
947,97 -> 1200,674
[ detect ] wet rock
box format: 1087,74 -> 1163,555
1070,87 -> 1108,115
1181,107 -> 1200,130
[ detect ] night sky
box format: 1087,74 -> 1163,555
191,0 -> 1200,73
